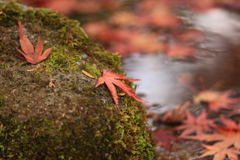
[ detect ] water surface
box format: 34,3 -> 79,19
123,8 -> 240,114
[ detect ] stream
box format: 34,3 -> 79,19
123,8 -> 240,114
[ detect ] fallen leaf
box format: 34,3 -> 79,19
146,113 -> 161,122
95,69 -> 148,111
178,76 -> 240,112
220,116 -> 240,131
83,23 -> 132,44
229,107 -> 240,116
100,0 -> 120,10
45,0 -> 77,15
166,44 -> 196,58
162,101 -> 190,123
175,110 -> 215,137
174,29 -> 203,42
73,1 -> 100,13
184,132 -> 226,142
189,0 -> 217,12
194,90 -> 239,112
128,33 -> 166,53
98,29 -> 132,43
109,12 -> 141,26
154,129 -> 182,149
214,117 -> 240,150
184,117 -> 240,150
141,10 -> 181,28
82,21 -> 108,38
108,42 -> 138,58
193,90 -> 223,104
139,1 -> 181,28
199,143 -> 240,160
9,20 -> 53,64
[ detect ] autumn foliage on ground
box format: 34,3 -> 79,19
148,79 -> 240,159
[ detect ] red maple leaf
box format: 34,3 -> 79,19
154,129 -> 182,149
9,20 -> 53,64
95,69 -> 148,110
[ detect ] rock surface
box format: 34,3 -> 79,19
0,1 -> 155,159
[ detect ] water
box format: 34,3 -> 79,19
123,8 -> 240,114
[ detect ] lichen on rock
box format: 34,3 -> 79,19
0,1 -> 155,159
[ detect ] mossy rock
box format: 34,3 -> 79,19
0,1 -> 155,160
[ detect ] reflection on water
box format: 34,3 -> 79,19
123,8 -> 240,114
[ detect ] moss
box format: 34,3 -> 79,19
0,94 -> 5,108
0,1 -> 155,160
0,1 -> 122,73
0,2 -> 24,26
41,45 -> 83,73
82,63 -> 101,78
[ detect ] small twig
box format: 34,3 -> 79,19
49,78 -> 56,88
82,70 -> 95,79
198,76 -> 206,91
26,64 -> 42,72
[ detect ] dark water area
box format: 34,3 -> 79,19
123,8 -> 240,114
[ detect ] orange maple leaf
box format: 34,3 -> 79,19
213,117 -> 240,150
178,76 -> 240,112
95,69 -> 148,111
162,101 -> 190,123
9,20 -> 53,64
184,117 -> 240,150
199,143 -> 240,160
175,110 -> 215,137
197,90 -> 239,112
